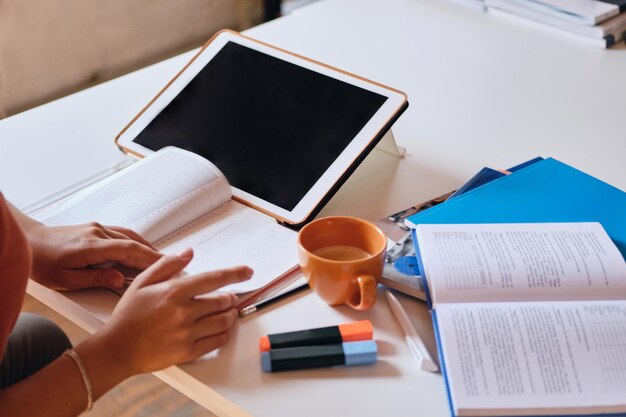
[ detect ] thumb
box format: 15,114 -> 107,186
64,268 -> 125,290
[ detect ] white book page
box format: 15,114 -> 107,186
154,200 -> 298,293
416,223 -> 626,305
436,301 -> 626,416
38,147 -> 231,243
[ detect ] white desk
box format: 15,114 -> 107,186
1,0 -> 625,416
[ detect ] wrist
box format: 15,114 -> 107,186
74,331 -> 135,400
7,203 -> 45,236
21,222 -> 48,245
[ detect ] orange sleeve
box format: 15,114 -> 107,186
0,194 -> 32,359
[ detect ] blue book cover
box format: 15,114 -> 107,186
406,158 -> 626,259
448,167 -> 506,198
507,156 -> 544,172
449,157 -> 544,199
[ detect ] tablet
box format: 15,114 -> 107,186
116,30 -> 408,227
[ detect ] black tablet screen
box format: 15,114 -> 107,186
134,41 -> 387,210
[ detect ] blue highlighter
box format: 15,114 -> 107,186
261,340 -> 377,372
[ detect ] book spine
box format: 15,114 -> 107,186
412,228 -> 433,308
431,310 -> 457,417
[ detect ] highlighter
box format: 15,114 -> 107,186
259,320 -> 373,352
261,340 -> 378,372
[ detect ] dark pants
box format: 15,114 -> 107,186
0,313 -> 72,389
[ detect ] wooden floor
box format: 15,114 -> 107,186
21,295 -> 216,417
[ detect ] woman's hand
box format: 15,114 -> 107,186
0,248 -> 252,417
25,222 -> 162,291
91,248 -> 252,375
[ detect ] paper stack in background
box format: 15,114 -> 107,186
485,0 -> 626,48
445,0 -> 626,48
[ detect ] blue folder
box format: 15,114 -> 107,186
406,158 -> 626,259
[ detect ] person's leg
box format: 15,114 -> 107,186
0,313 -> 72,388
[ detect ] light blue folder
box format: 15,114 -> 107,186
406,157 -> 626,259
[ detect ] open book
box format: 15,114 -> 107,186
413,222 -> 626,417
38,147 -> 300,302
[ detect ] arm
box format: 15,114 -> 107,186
7,203 -> 162,290
0,335 -> 128,417
0,248 -> 251,417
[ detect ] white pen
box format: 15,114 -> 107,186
385,290 -> 439,373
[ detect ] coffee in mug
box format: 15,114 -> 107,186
313,245 -> 371,261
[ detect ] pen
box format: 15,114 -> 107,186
384,290 -> 439,373
239,283 -> 309,317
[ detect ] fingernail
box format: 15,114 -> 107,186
245,267 -> 254,277
176,247 -> 193,261
230,293 -> 239,305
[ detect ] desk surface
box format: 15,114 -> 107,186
1,0 -> 626,416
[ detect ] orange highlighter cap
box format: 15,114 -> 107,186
259,335 -> 271,352
338,320 -> 373,342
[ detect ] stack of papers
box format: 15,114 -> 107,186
485,0 -> 626,48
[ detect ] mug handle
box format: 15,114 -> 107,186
346,275 -> 377,311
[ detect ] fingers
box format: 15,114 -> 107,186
133,248 -> 194,287
61,268 -> 125,290
71,238 -> 162,270
192,308 -> 238,340
187,332 -> 230,361
100,228 -> 134,242
177,266 -> 253,297
105,225 -> 156,250
191,292 -> 238,319
86,222 -> 157,250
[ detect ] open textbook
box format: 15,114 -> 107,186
413,222 -> 626,417
37,147 -> 300,301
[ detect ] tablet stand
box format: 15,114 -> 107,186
374,130 -> 405,158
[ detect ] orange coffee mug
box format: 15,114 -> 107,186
297,216 -> 387,311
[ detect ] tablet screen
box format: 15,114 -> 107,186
134,41 -> 387,210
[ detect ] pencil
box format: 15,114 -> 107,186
385,290 -> 438,372
238,283 -> 309,317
